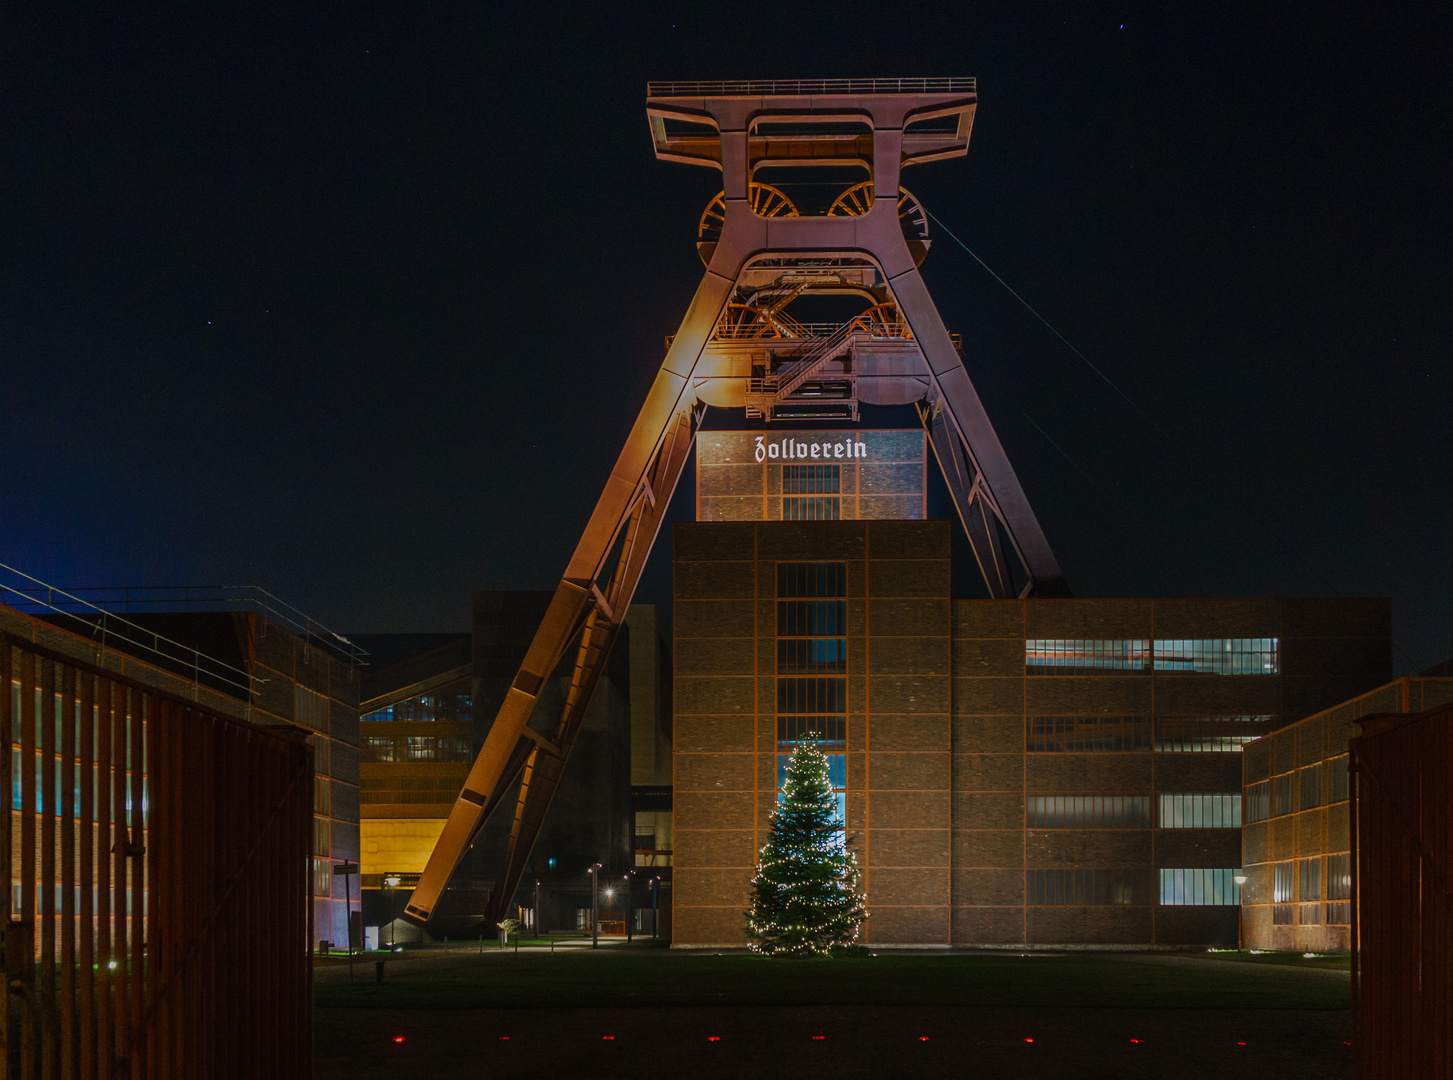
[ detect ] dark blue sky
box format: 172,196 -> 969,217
4,5 -> 1450,670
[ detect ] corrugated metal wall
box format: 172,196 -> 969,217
1351,703 -> 1452,1078
1,635 -> 313,1079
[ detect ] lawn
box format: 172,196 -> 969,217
314,946 -> 1350,1012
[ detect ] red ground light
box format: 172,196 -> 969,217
392,1036 -> 405,1044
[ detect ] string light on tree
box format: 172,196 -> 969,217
746,741 -> 866,955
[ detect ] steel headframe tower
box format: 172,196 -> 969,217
406,78 -> 1069,926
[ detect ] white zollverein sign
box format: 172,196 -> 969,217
754,435 -> 867,463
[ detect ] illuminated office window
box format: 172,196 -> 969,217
1152,639 -> 1279,674
1157,793 -> 1241,829
1025,640 -> 1149,672
1159,868 -> 1241,906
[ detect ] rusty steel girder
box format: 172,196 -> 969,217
406,79 -> 1067,925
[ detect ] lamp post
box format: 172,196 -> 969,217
384,876 -> 401,950
535,879 -> 542,939
624,874 -> 634,942
651,876 -> 660,939
588,864 -> 600,949
1234,872 -> 1248,951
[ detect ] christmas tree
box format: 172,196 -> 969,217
745,741 -> 866,955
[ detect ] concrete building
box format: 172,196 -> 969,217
671,516 -> 1391,948
1241,675 -> 1453,951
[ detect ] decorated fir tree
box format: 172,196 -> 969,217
746,741 -> 866,955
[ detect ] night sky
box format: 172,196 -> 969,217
5,6 -> 1450,671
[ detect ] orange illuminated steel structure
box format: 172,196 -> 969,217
406,78 -> 1069,926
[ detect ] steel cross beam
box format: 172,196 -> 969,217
407,82 -> 1068,924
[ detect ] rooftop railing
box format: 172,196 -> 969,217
648,78 -> 975,98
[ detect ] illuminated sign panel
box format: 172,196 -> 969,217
696,429 -> 926,522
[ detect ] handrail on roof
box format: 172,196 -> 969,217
647,77 -> 975,98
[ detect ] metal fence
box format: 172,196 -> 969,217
2,634 -> 314,1079
1351,703 -> 1453,1078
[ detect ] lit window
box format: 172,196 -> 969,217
1158,868 -> 1241,906
1025,640 -> 1149,672
1157,793 -> 1242,829
1152,639 -> 1279,675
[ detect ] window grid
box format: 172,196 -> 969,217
1330,755 -> 1350,803
1026,716 -> 1151,753
782,464 -> 841,494
1245,780 -> 1270,824
1158,868 -> 1241,906
782,496 -> 841,521
1027,795 -> 1151,829
776,715 -> 846,750
1273,860 -> 1296,903
1300,763 -> 1325,810
1028,869 -> 1150,906
1327,853 -> 1352,901
1024,639 -> 1280,674
361,734 -> 471,763
777,638 -> 847,674
1272,773 -> 1296,817
1158,793 -> 1242,829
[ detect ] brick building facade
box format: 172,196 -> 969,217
672,518 -> 1390,948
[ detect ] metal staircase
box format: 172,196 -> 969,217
745,318 -> 858,419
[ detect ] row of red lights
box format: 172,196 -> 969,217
392,1034 -> 1352,1047
391,1034 -> 1357,1046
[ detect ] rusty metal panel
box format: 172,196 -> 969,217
1351,703 -> 1453,1078
1,634 -> 315,1079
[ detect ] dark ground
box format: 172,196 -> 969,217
314,949 -> 1351,1079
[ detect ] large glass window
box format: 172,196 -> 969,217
360,733 -> 471,763
782,465 -> 841,521
1158,793 -> 1241,829
1272,773 -> 1297,816
1154,715 -> 1272,753
1025,640 -> 1149,672
1027,795 -> 1151,829
1028,869 -> 1150,905
1299,763 -> 1325,810
776,562 -> 848,826
1024,639 -> 1281,674
1026,716 -> 1150,753
1152,639 -> 1279,674
1159,868 -> 1241,906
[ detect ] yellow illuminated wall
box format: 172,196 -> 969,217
360,818 -> 450,877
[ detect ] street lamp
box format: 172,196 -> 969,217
651,876 -> 660,939
1233,872 -> 1248,951
588,864 -> 601,949
534,879 -> 542,938
384,876 -> 401,950
624,873 -> 634,942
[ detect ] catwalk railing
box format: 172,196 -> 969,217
1,634 -> 314,1080
647,78 -> 976,97
1350,702 -> 1453,1079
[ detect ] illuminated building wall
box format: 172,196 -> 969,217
1241,675 -> 1453,952
671,517 -> 1392,947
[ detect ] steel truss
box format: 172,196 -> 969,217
407,80 -> 1067,926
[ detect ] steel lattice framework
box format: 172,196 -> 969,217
406,79 -> 1068,926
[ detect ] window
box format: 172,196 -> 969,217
1158,868 -> 1241,905
1299,763 -> 1324,810
1299,856 -> 1321,900
1245,780 -> 1270,824
1272,773 -> 1296,817
777,638 -> 847,673
1025,640 -> 1149,672
1027,795 -> 1151,829
1330,755 -> 1350,803
313,816 -> 331,857
1273,860 -> 1296,903
360,734 -> 471,763
314,775 -> 331,816
360,682 -> 471,725
1026,716 -> 1150,753
777,715 -> 846,750
1028,869 -> 1150,905
783,464 -> 840,494
1158,793 -> 1241,829
1154,715 -> 1272,753
777,562 -> 849,828
1152,639 -> 1279,674
360,776 -> 463,804
782,465 -> 841,520
1327,853 -> 1352,901
295,686 -> 330,733
312,858 -> 331,899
